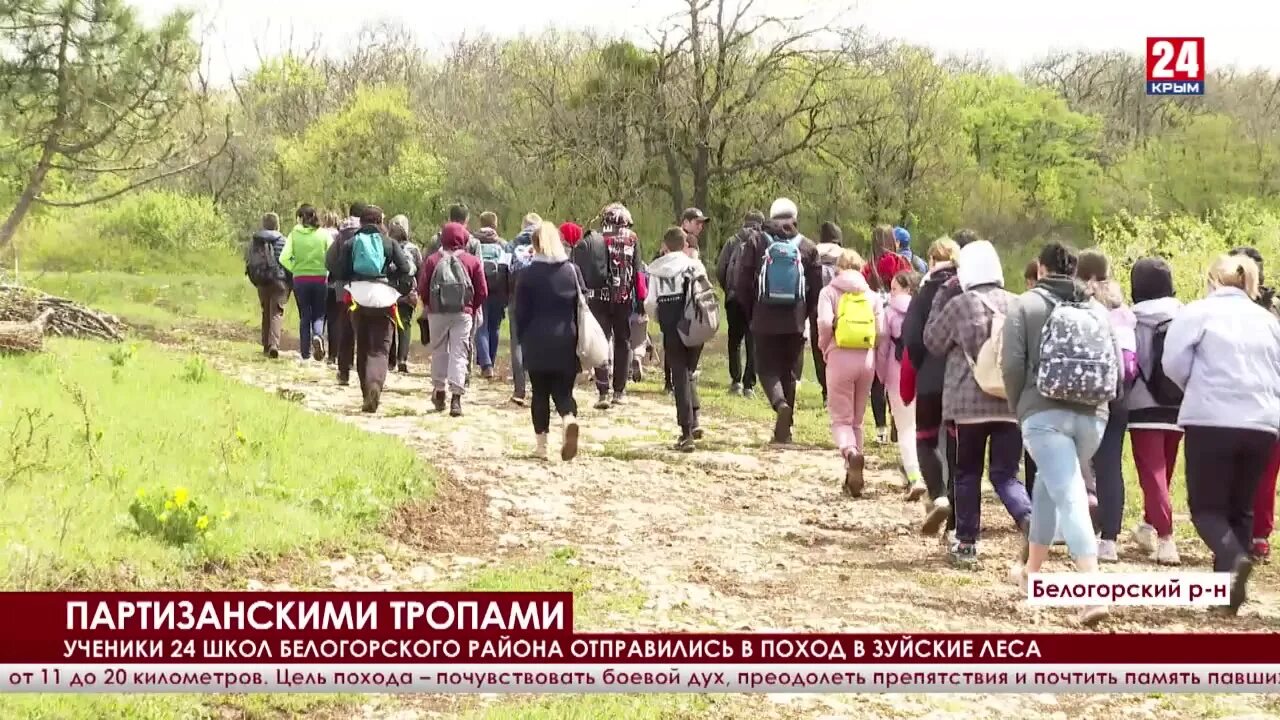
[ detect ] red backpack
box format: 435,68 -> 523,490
603,227 -> 638,304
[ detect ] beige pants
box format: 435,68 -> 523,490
429,312 -> 474,395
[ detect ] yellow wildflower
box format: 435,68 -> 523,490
158,512 -> 169,523
135,487 -> 147,500
173,487 -> 190,508
195,515 -> 210,531
164,500 -> 175,511
221,510 -> 232,519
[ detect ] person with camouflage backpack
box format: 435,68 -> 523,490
245,212 -> 290,359
716,211 -> 764,397
589,202 -> 647,410
417,222 -> 489,418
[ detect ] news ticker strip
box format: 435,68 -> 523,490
3,664 -> 1279,694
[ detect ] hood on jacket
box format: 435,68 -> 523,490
513,228 -> 534,246
1133,296 -> 1182,326
888,291 -> 913,314
253,230 -> 284,242
559,222 -> 583,247
1131,257 -> 1175,303
820,221 -> 842,245
1036,274 -> 1089,303
476,227 -> 503,243
647,250 -> 700,279
340,217 -> 360,231
829,268 -> 871,293
1086,278 -> 1126,310
957,240 -> 1004,291
440,222 -> 470,252
815,242 -> 843,264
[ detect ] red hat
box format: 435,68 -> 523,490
559,222 -> 583,247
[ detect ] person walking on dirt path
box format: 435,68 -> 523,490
1163,253 -> 1280,614
878,269 -> 925,499
717,211 -> 763,398
513,222 -> 582,462
506,213 -> 541,406
1075,250 -> 1138,564
924,239 -> 1031,568
1228,247 -> 1280,564
326,203 -> 368,385
1002,241 -> 1121,627
812,221 -> 845,406
818,249 -> 882,495
901,237 -> 961,536
646,226 -> 714,452
590,202 -> 647,410
246,212 -> 291,359
895,226 -> 928,275
328,205 -> 414,413
1126,257 -> 1185,566
419,222 -> 489,418
281,205 -> 331,362
387,214 -> 422,374
733,198 -> 822,445
865,225 -> 913,445
474,211 -> 510,380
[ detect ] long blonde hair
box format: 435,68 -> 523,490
1208,253 -> 1260,299
532,221 -> 567,261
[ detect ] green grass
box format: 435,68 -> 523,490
467,694 -> 715,720
0,338 -> 433,590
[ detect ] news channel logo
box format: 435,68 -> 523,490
1146,37 -> 1204,96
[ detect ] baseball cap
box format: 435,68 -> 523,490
682,208 -> 708,222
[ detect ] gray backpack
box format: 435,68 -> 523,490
1034,289 -> 1119,406
679,271 -> 720,347
429,251 -> 473,314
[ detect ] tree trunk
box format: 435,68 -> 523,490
0,149 -> 54,250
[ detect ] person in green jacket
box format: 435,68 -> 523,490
281,204 -> 332,360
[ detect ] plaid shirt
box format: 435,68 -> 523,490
923,282 -> 1016,422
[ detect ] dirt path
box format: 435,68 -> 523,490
214,351 -> 1280,720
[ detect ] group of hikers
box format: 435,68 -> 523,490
247,196 -> 1280,626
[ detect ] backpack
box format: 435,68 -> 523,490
724,239 -> 746,299
820,258 -> 839,288
1035,289 -> 1120,406
478,243 -> 504,287
679,272 -> 720,347
429,251 -> 473,314
572,231 -> 609,291
834,292 -> 877,349
965,293 -> 1007,399
1138,319 -> 1184,406
603,228 -> 638,303
758,234 -> 804,306
351,230 -> 387,277
246,235 -> 283,286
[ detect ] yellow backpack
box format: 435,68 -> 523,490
835,292 -> 877,349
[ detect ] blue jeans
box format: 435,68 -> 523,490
294,281 -> 327,358
1021,409 -> 1105,559
475,298 -> 506,369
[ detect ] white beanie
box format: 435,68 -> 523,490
769,197 -> 798,220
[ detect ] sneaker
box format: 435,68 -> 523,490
432,391 -> 447,413
594,393 -> 611,410
842,454 -> 865,498
1250,538 -> 1271,564
1008,563 -> 1029,592
337,374 -> 350,387
905,478 -> 927,502
742,388 -> 756,399
510,395 -> 527,407
1078,606 -> 1110,627
1097,539 -> 1119,563
922,498 -> 951,536
875,426 -> 890,444
771,403 -> 793,445
481,367 -> 495,380
311,336 -> 325,362
729,382 -> 743,396
949,541 -> 978,568
612,391 -> 627,406
1153,537 -> 1181,566
267,348 -> 279,359
691,427 -> 704,441
534,434 -> 549,461
1228,555 -> 1255,614
674,435 -> 696,453
361,389 -> 380,414
398,362 -> 408,373
1131,523 -> 1157,554
561,416 -> 580,461
449,395 -> 463,417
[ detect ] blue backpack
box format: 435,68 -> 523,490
352,230 -> 386,277
758,234 -> 804,306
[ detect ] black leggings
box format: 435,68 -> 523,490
870,378 -> 888,428
1184,425 -> 1274,571
529,370 -> 577,435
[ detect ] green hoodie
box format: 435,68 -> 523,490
281,225 -> 331,278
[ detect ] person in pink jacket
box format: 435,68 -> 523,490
818,249 -> 884,497
876,270 -> 925,499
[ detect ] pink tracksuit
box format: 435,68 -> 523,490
818,270 -> 882,458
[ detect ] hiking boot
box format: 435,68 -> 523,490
1229,555 -> 1255,614
337,373 -> 350,387
743,388 -> 756,399
312,336 -> 326,362
771,403 -> 793,445
361,388 -> 380,414
729,382 -> 743,396
267,348 -> 279,359
949,541 -> 978,568
594,392 -> 611,410
922,497 -> 951,536
449,395 -> 463,418
842,454 -> 865,498
1250,538 -> 1271,564
398,362 -> 408,374
691,426 -> 704,441
1153,536 -> 1181,566
674,434 -> 696,453
905,477 -> 927,502
510,394 -> 527,407
534,434 -> 549,461
1078,606 -> 1110,627
432,391 -> 447,413
481,366 -> 495,380
561,415 -> 580,462
612,390 -> 627,406
1098,539 -> 1119,563
1131,523 -> 1157,554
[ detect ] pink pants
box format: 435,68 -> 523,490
825,348 -> 875,457
1251,440 -> 1280,540
1130,429 -> 1181,537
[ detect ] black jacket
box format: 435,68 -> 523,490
514,258 -> 582,374
326,224 -> 414,285
715,225 -> 758,299
902,263 -> 958,397
732,219 -> 821,336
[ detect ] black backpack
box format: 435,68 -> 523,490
246,235 -> 283,286
724,239 -> 745,299
572,231 -> 609,291
1139,319 -> 1184,406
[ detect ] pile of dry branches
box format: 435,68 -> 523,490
0,285 -> 125,348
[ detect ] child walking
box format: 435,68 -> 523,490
877,270 -> 925,498
818,250 -> 883,496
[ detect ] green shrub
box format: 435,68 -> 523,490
128,486 -> 219,547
